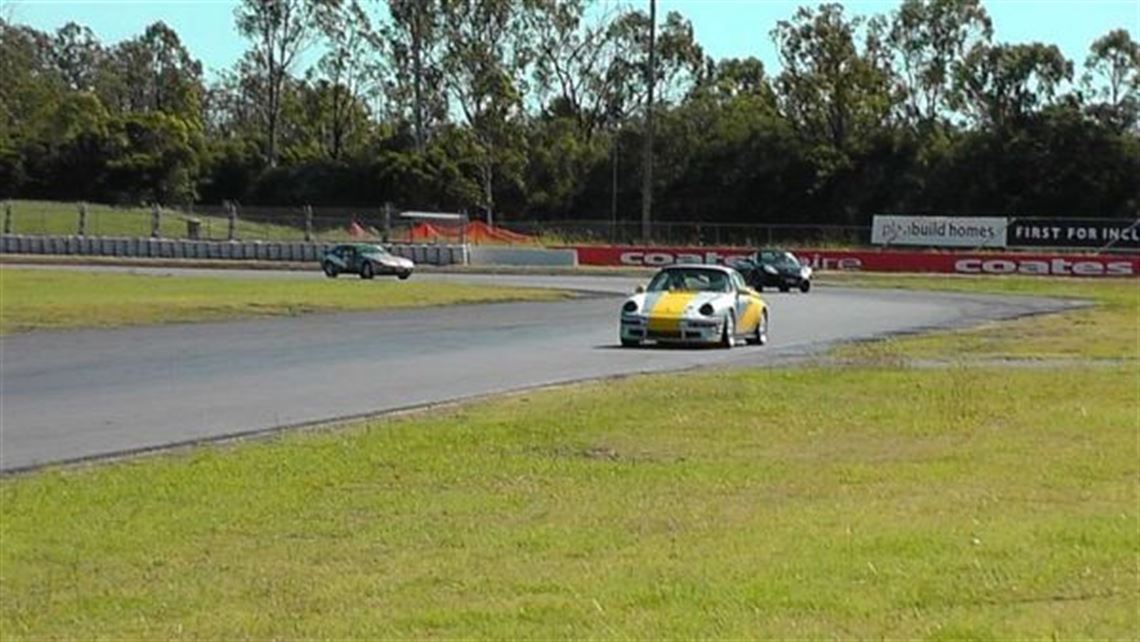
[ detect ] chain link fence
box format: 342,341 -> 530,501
0,200 -> 869,247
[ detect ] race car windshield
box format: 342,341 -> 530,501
759,251 -> 800,267
647,269 -> 731,292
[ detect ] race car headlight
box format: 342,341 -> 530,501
622,301 -> 639,313
801,266 -> 812,277
699,303 -> 714,316
763,265 -> 778,275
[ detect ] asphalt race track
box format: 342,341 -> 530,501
0,269 -> 1077,471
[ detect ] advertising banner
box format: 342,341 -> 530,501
566,245 -> 1140,277
871,215 -> 1008,248
1007,218 -> 1140,250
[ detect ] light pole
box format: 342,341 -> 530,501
611,130 -> 618,242
640,0 -> 656,245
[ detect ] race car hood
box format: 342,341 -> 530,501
649,291 -> 706,316
623,290 -> 729,327
365,252 -> 414,269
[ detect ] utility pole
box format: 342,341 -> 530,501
640,0 -> 656,244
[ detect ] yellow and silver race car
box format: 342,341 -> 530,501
619,264 -> 769,348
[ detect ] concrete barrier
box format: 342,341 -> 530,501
468,245 -> 578,267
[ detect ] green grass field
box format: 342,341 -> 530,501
0,275 -> 1136,639
2,200 -> 359,241
824,273 -> 1139,362
0,268 -> 570,334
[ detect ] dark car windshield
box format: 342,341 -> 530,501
647,268 -> 731,293
757,250 -> 800,267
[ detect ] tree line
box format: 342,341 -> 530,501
1,0 -> 1137,228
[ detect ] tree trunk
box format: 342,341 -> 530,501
412,6 -> 425,151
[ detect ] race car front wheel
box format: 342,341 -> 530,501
721,314 -> 735,349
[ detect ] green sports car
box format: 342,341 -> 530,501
321,243 -> 415,280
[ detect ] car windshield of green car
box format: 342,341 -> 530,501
647,269 -> 730,293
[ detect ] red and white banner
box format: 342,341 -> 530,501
565,245 -> 1140,277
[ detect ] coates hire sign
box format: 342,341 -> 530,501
871,215 -> 1008,248
1007,218 -> 1140,250
567,246 -> 1139,277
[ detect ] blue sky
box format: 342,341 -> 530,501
5,0 -> 1139,82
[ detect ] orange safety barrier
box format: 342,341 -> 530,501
408,221 -> 537,245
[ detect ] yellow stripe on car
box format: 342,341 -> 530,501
739,298 -> 761,331
647,291 -> 697,332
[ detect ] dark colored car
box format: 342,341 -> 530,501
732,249 -> 813,293
321,243 -> 414,280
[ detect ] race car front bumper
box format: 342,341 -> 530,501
621,315 -> 723,344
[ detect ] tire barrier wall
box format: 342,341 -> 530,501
0,235 -> 469,266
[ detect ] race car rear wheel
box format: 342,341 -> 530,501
322,262 -> 338,278
397,271 -> 411,280
721,314 -> 735,349
748,309 -> 769,346
360,262 -> 375,279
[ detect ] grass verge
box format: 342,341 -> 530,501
3,200 -> 315,241
822,272 -> 1139,362
0,268 -> 570,334
1,366 -> 1135,639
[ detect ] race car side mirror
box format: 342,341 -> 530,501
634,285 -> 646,294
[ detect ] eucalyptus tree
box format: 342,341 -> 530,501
100,22 -> 204,118
234,0 -> 328,166
312,0 -> 377,160
51,22 -> 104,92
204,57 -> 264,142
0,22 -> 62,195
0,22 -> 61,142
1082,29 -> 1140,131
953,42 -> 1073,129
771,3 -> 895,152
381,0 -> 449,150
437,0 -> 535,223
601,8 -> 705,123
527,0 -> 627,137
886,0 -> 992,125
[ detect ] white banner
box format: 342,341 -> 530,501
872,215 -> 1008,248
